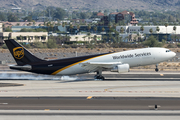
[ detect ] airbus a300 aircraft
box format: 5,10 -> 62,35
5,39 -> 176,80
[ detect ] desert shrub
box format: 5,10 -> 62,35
34,41 -> 47,48
62,44 -> 70,48
143,35 -> 162,47
166,44 -> 176,48
70,44 -> 78,48
177,43 -> 180,48
24,44 -> 31,49
86,44 -> 95,49
47,39 -> 57,48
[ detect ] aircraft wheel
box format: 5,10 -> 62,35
94,75 -> 105,80
155,68 -> 159,72
99,76 -> 105,80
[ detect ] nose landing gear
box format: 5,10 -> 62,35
155,64 -> 159,72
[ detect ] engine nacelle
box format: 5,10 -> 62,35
111,64 -> 129,73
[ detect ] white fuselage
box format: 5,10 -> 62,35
57,47 -> 176,75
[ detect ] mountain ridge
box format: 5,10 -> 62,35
1,0 -> 180,11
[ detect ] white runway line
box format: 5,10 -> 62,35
0,103 -> 8,105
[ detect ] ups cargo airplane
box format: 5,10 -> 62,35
5,39 -> 176,80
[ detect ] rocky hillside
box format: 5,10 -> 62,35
1,0 -> 180,11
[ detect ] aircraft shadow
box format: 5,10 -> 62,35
58,79 -> 94,83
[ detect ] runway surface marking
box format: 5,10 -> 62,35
87,96 -> 93,99
44,109 -> 50,111
160,74 -> 164,76
0,103 -> 8,105
79,91 -> 180,93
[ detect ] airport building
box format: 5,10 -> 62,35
0,32 -> 48,43
3,22 -> 44,28
116,26 -> 180,34
69,34 -> 102,42
109,11 -> 138,25
11,26 -> 45,32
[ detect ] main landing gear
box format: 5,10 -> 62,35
155,64 -> 159,72
94,70 -> 105,80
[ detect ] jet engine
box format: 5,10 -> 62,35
111,64 -> 129,73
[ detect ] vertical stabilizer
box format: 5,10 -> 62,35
5,39 -> 44,65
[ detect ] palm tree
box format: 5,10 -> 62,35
93,26 -> 97,33
93,35 -> 97,41
120,27 -> 124,34
165,23 -> 168,41
149,28 -> 153,34
137,33 -> 141,44
27,36 -> 31,42
108,24 -> 112,31
107,24 -> 112,42
77,24 -> 80,32
28,23 -> 32,26
87,24 -> 91,32
46,22 -> 51,33
62,22 -> 65,27
75,36 -> 78,42
62,22 -> 66,32
65,34 -> 68,42
57,20 -> 61,26
16,23 -> 20,26
50,23 -> 54,32
87,32 -> 91,43
33,21 -> 36,26
69,24 -> 73,34
173,26 -> 177,42
101,27 -> 105,32
140,26 -> 144,33
156,26 -> 160,33
19,35 -> 23,42
156,26 -> 160,41
2,24 -> 5,31
113,23 -> 117,29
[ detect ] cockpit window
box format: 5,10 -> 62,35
166,50 -> 171,52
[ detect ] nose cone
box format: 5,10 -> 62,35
172,52 -> 176,57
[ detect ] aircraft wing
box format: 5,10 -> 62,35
80,62 -> 122,72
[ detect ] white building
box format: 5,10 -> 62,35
116,26 -> 180,34
0,32 -> 48,43
69,34 -> 102,42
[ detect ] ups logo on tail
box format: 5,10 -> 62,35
13,47 -> 24,59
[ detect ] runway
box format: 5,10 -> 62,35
1,110 -> 180,120
0,97 -> 179,110
0,71 -> 180,119
0,72 -> 180,98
